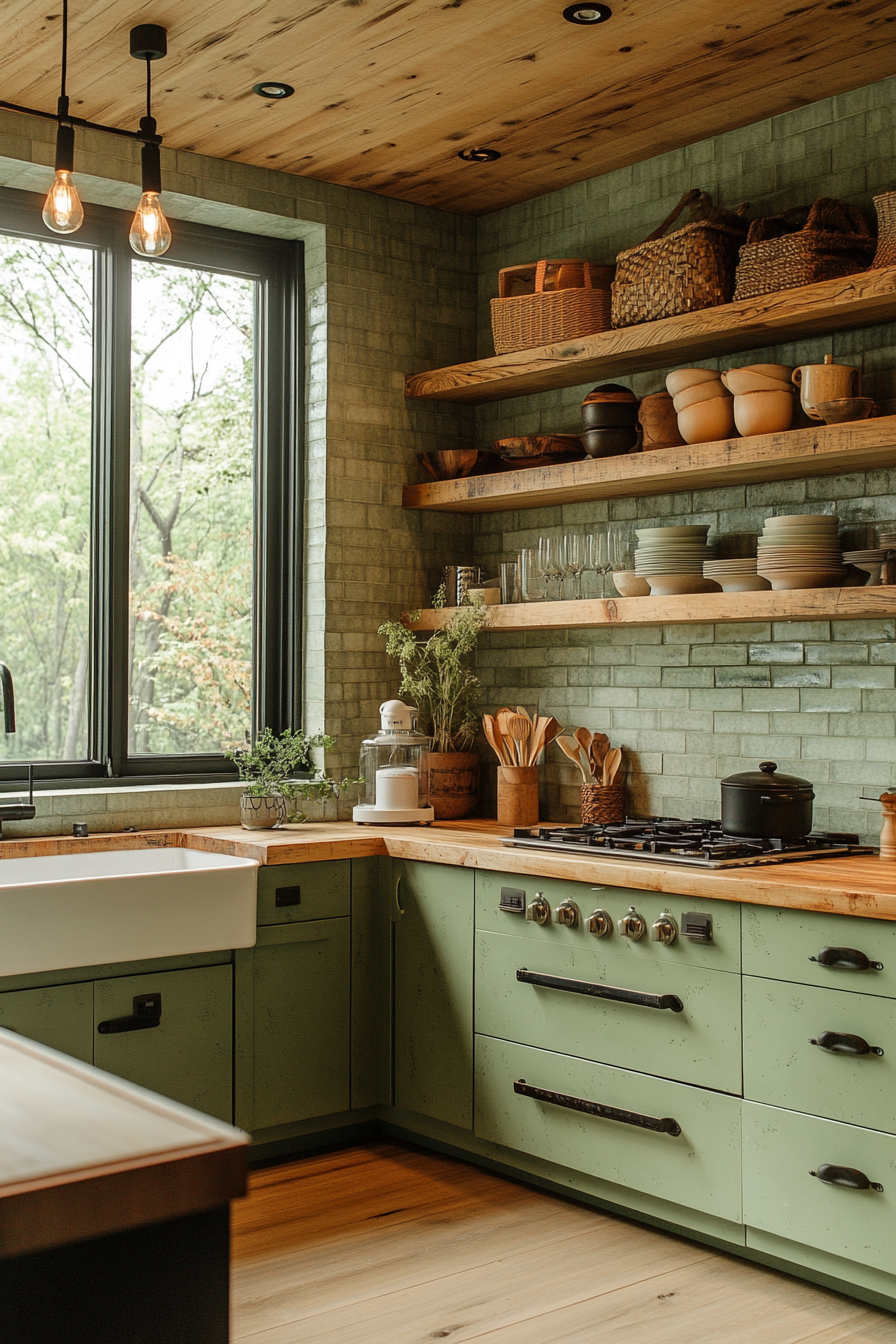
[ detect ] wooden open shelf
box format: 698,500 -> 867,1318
404,268 -> 896,405
403,418 -> 896,514
408,587 -> 896,633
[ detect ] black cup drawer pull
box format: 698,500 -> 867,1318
809,1030 -> 884,1057
514,1079 -> 681,1136
809,946 -> 883,971
517,967 -> 683,1013
810,1163 -> 883,1193
97,993 -> 162,1034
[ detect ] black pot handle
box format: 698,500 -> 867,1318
514,1079 -> 681,1136
517,968 -> 683,1012
810,1163 -> 883,1193
810,1030 -> 883,1057
809,946 -> 884,971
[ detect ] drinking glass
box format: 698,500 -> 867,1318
500,560 -> 520,604
537,536 -> 563,600
518,547 -> 541,602
562,533 -> 586,599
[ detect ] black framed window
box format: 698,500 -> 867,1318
0,186 -> 303,785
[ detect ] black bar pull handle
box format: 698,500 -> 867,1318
809,946 -> 883,971
810,1163 -> 883,1193
810,1030 -> 884,1057
97,992 -> 162,1034
517,967 -> 683,1013
514,1079 -> 681,1136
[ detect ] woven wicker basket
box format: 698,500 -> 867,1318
490,258 -> 613,355
611,189 -> 749,329
872,192 -> 896,268
581,783 -> 624,826
733,198 -> 875,300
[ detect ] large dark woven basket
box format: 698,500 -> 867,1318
872,192 -> 896,268
611,189 -> 749,329
491,259 -> 614,355
733,198 -> 875,300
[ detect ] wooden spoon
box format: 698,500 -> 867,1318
505,713 -> 531,766
590,732 -> 609,778
527,715 -> 562,766
603,746 -> 623,787
482,715 -> 512,766
557,736 -> 592,783
574,727 -> 593,762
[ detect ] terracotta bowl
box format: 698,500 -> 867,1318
815,397 -> 876,425
677,395 -> 736,445
741,363 -> 794,382
722,369 -> 793,395
672,380 -> 727,412
417,449 -> 482,480
733,389 -> 795,437
665,367 -> 719,397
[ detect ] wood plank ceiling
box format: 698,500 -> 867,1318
4,0 -> 896,215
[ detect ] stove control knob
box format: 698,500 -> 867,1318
619,907 -> 646,940
555,899 -> 580,928
651,913 -> 678,946
588,908 -> 613,938
526,893 -> 551,925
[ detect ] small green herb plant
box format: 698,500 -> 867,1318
378,586 -> 489,754
227,728 -> 361,823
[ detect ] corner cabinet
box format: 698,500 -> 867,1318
390,859 -> 474,1130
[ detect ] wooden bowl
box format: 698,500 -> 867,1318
417,450 -> 481,480
492,434 -> 583,460
816,397 -> 876,424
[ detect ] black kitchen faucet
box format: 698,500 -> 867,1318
0,662 -> 37,837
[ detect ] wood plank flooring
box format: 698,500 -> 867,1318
230,1141 -> 894,1344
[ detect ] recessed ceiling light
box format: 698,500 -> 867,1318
252,81 -> 294,99
457,146 -> 501,162
563,4 -> 612,23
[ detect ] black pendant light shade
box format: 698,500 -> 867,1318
128,26 -> 171,257
42,1 -> 85,234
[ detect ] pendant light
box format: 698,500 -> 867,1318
128,25 -> 171,257
42,0 -> 84,234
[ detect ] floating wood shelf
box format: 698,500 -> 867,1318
403,418 -> 896,514
404,269 -> 896,405
408,587 -> 896,633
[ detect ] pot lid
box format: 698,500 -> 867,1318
721,761 -> 814,792
582,383 -> 637,405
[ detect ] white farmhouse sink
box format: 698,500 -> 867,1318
0,847 -> 258,976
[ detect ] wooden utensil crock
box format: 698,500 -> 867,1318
497,766 -> 539,826
637,391 -> 684,451
581,784 -> 624,825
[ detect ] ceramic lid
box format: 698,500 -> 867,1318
721,761 -> 814,794
582,382 -> 637,405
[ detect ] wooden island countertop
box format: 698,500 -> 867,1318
3,818 -> 890,921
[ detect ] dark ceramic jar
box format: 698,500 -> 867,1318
720,761 -> 814,840
581,383 -> 638,430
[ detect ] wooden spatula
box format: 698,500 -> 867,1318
603,746 -> 623,787
483,715 -> 512,766
557,735 -> 592,783
505,713 -> 531,766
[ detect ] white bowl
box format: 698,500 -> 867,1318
764,514 -> 838,528
635,525 -> 710,539
718,576 -> 772,592
758,571 -> 847,590
645,574 -> 723,595
665,368 -> 720,397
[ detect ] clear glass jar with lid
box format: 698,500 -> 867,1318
352,700 -> 434,824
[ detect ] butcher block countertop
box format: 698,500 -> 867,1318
2,818 -> 894,921
0,1028 -> 247,1259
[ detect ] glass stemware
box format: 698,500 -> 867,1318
595,528 -> 614,598
562,533 -> 586,599
609,523 -> 634,593
537,536 -> 563,600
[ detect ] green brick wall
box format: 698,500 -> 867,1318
470,75 -> 896,842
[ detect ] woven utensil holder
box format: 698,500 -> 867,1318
497,766 -> 539,827
581,784 -> 624,826
872,192 -> 896,269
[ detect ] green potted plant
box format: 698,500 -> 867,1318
226,728 -> 359,829
378,588 -> 489,820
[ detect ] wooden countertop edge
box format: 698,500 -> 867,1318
2,821 -> 895,919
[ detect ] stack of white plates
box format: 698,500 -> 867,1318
756,514 -> 846,591
703,557 -> 770,593
843,548 -> 886,585
634,525 -> 720,596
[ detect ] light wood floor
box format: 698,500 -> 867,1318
230,1141 -> 895,1344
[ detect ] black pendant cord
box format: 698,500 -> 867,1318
145,55 -> 152,121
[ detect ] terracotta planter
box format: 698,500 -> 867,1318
426,751 -> 480,821
240,793 -> 288,829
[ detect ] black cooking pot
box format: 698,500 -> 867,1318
720,761 -> 815,840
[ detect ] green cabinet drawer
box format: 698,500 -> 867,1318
0,982 -> 94,1064
744,1101 -> 896,1274
475,1036 -> 742,1222
94,964 -> 232,1122
476,930 -> 741,1093
744,976 -> 896,1132
475,871 -> 740,974
743,905 -> 896,999
256,859 -> 350,926
243,918 -> 351,1131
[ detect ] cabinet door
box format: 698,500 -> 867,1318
241,918 -> 351,1131
94,965 -> 232,1122
0,982 -> 93,1063
392,859 -> 474,1130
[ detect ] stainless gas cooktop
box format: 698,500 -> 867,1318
504,817 -> 874,869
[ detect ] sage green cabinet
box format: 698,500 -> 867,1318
743,905 -> 896,999
476,1035 -> 742,1222
256,859 -> 350,927
0,981 -> 94,1064
743,1101 -> 896,1275
236,918 -> 351,1132
744,975 -> 896,1132
94,965 -> 233,1122
391,859 -> 474,1130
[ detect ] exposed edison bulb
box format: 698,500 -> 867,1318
129,191 -> 172,257
42,170 -> 84,234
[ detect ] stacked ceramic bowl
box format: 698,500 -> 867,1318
634,525 -> 720,595
702,557 -> 770,592
720,364 -> 795,437
842,547 -> 886,585
756,514 -> 846,590
666,368 -> 734,445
